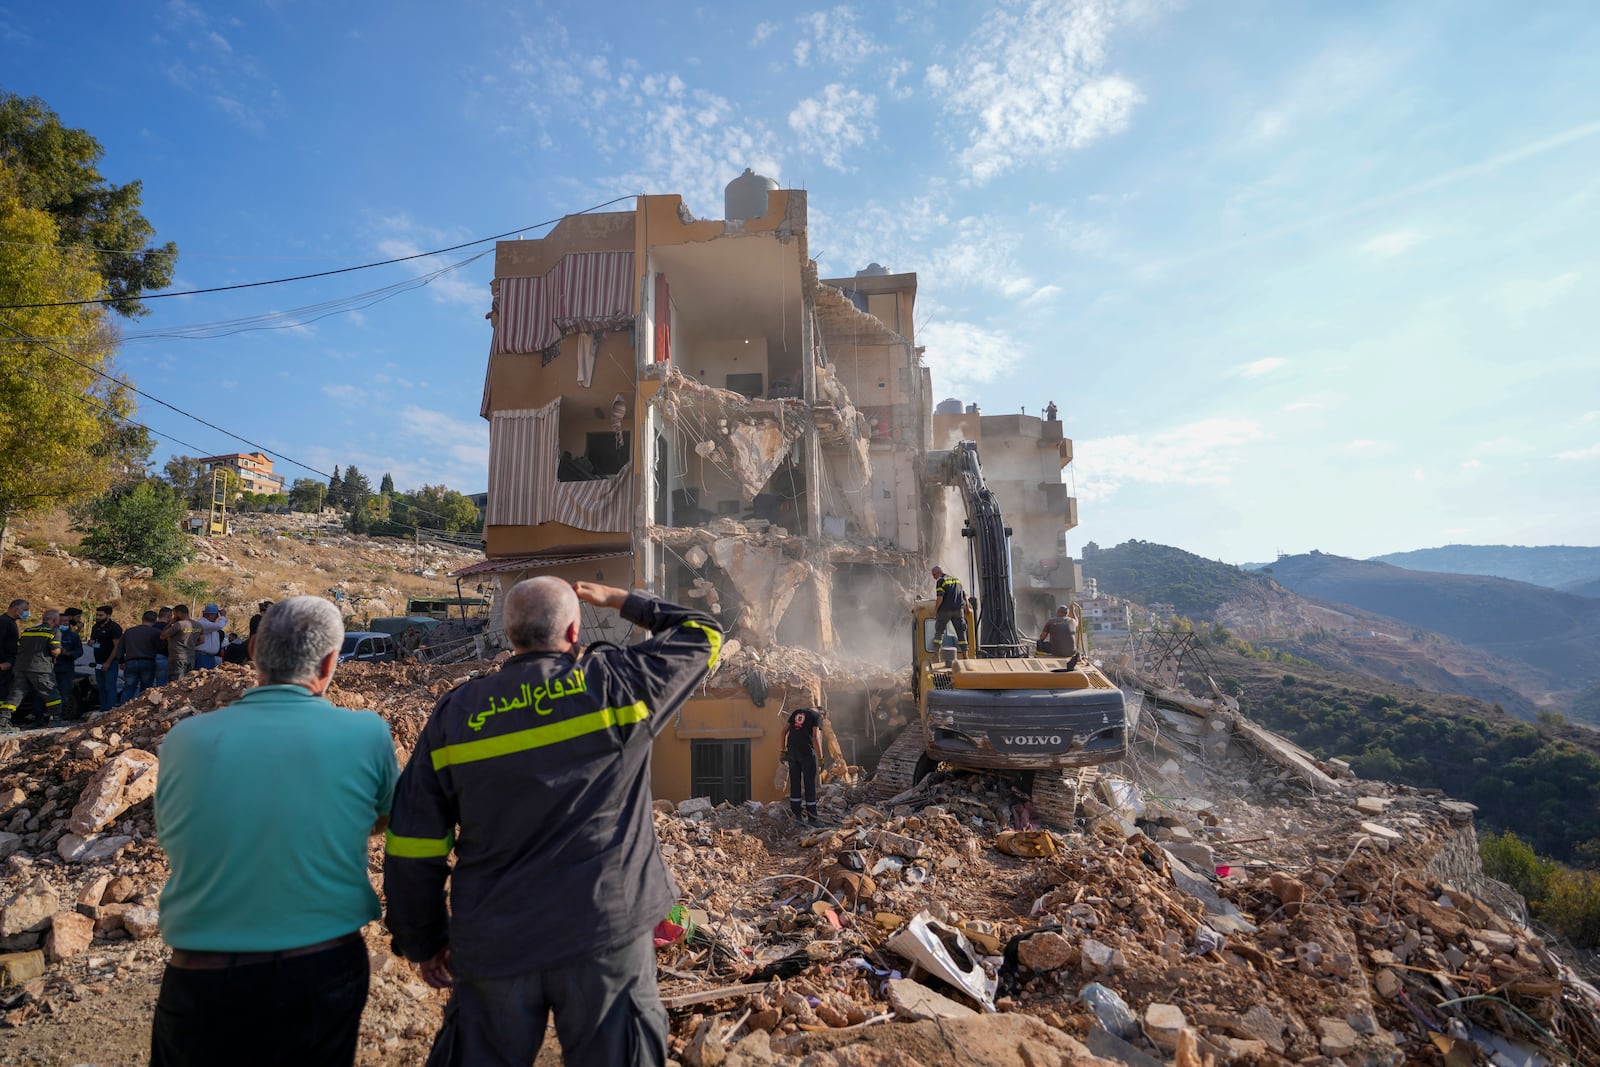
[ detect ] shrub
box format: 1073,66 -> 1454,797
72,481 -> 192,578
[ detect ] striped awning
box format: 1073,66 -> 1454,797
450,551 -> 632,578
491,251 -> 635,355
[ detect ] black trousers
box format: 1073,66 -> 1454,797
934,610 -> 969,653
150,937 -> 369,1067
789,750 -> 818,815
427,933 -> 666,1067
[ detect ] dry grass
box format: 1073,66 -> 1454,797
1,511 -> 482,628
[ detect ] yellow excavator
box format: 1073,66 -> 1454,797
870,442 -> 1127,824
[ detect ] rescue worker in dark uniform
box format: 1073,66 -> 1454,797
781,706 -> 826,824
0,599 -> 25,731
930,565 -> 970,657
1037,605 -> 1079,659
2,608 -> 63,728
384,577 -> 721,1067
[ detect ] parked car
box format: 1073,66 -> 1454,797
339,632 -> 396,663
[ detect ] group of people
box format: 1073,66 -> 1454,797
151,579 -> 723,1067
0,598 -> 275,731
927,566 -> 1080,660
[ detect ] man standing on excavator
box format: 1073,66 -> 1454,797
930,566 -> 969,658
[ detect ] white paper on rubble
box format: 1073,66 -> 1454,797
883,911 -> 997,1012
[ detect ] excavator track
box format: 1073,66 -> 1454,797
869,727 -> 928,802
1029,767 -> 1092,829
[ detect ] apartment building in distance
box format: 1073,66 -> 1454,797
195,451 -> 285,496
453,172 -> 936,804
929,402 -> 1083,636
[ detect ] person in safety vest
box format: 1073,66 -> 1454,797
384,577 -> 722,1067
930,565 -> 970,657
2,608 -> 63,728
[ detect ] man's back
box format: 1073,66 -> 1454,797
157,686 -> 396,952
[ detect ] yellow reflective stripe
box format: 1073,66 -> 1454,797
432,702 -> 650,770
384,829 -> 454,858
683,619 -> 722,669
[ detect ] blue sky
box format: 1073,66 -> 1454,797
4,0 -> 1597,563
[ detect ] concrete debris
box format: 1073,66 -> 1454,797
66,749 -> 159,836
2,660 -> 1599,1067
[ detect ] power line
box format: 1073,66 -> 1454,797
0,194 -> 638,312
0,319 -> 480,532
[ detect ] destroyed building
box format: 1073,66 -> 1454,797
932,402 -> 1082,635
457,172 -> 1091,805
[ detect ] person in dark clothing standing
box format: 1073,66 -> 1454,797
781,707 -> 826,824
2,609 -> 62,728
55,610 -> 85,720
90,606 -> 123,713
0,599 -> 25,730
384,577 -> 721,1067
929,566 -> 970,658
114,611 -> 163,703
249,601 -> 272,639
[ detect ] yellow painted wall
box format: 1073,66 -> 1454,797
651,686 -> 804,804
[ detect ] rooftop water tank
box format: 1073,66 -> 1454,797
934,397 -> 964,415
856,262 -> 890,276
725,168 -> 778,222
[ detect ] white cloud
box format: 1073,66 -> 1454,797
788,84 -> 878,170
1460,458 -> 1484,471
931,0 -> 1144,183
750,20 -> 779,45
1282,399 -> 1326,412
1075,418 -> 1267,501
795,7 -> 881,67
1555,443 -> 1600,461
373,222 -> 492,311
886,60 -> 915,100
1361,229 -> 1423,259
322,383 -> 366,400
923,216 -> 1053,300
1582,411 -> 1600,423
1240,357 -> 1285,378
160,1 -> 280,131
919,320 -> 1024,395
399,405 -> 491,477
1344,439 -> 1382,452
1246,43 -> 1398,144
1413,468 -> 1425,481
1498,270 -> 1582,318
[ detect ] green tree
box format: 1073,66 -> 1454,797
161,456 -> 241,508
0,93 -> 177,317
408,484 -> 481,533
328,465 -> 343,505
341,465 -> 373,500
380,472 -> 395,494
72,480 -> 192,577
288,478 -> 324,513
0,159 -> 141,563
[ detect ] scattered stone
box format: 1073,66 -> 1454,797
0,831 -> 20,861
1317,1016 -> 1359,1057
45,911 -> 94,962
0,787 -> 26,817
75,739 -> 109,761
1143,1003 -> 1187,1050
1356,796 -> 1390,815
76,875 -> 111,914
886,978 -> 978,1022
677,796 -> 714,817
121,905 -> 160,940
56,832 -> 134,864
1016,931 -> 1074,972
1079,938 -> 1126,973
67,749 -> 159,836
1,878 -> 59,938
0,948 -> 45,985
103,875 -> 138,905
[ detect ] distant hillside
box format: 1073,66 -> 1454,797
1371,544 -> 1600,589
1566,576 -> 1600,599
1080,540 -> 1269,617
1218,650 -> 1600,863
1263,552 -> 1600,689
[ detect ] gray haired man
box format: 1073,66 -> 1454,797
152,597 -> 398,1067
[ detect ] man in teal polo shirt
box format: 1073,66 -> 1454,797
152,596 -> 398,1067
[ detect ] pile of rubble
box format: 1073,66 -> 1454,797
2,660 -> 1599,1065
